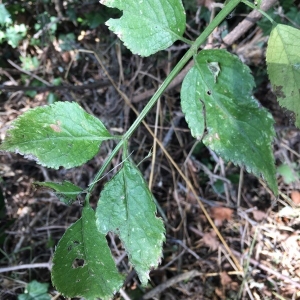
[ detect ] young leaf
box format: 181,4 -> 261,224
51,205 -> 124,299
101,0 -> 186,56
266,24 -> 300,128
34,181 -> 83,205
181,49 -> 278,194
18,280 -> 50,300
96,160 -> 165,285
0,102 -> 112,169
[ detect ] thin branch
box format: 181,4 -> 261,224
7,59 -> 51,86
0,263 -> 52,274
0,81 -> 110,92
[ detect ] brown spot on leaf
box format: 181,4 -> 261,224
273,85 -> 286,99
50,120 -> 61,132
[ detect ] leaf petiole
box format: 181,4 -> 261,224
242,0 -> 275,24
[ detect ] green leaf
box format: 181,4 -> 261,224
96,160 -> 165,285
0,4 -> 12,26
277,163 -> 298,184
51,206 -> 124,299
101,0 -> 186,56
266,24 -> 300,128
181,49 -> 278,194
34,181 -> 83,205
5,24 -> 27,48
0,102 -> 112,169
18,280 -> 50,300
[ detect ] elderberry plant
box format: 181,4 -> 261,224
1,0 -> 300,298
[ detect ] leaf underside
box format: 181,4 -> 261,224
34,181 -> 82,205
96,160 -> 165,285
101,0 -> 186,56
0,102 -> 112,169
51,206 -> 124,300
266,24 -> 300,128
181,49 -> 278,194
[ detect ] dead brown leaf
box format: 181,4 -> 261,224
210,207 -> 233,226
252,209 -> 267,221
202,230 -> 220,251
220,271 -> 232,286
291,190 -> 300,205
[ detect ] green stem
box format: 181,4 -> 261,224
85,0 -> 243,202
242,0 -> 275,23
178,36 -> 194,45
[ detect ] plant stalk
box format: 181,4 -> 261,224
86,0 -> 243,201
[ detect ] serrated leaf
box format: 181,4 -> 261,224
266,24 -> 300,128
181,49 -> 278,194
51,206 -> 124,299
96,160 -> 165,285
101,0 -> 186,56
18,280 -> 50,300
0,102 -> 112,169
34,181 -> 83,205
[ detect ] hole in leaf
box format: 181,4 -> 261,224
207,90 -> 211,96
67,240 -> 80,252
72,258 -> 85,268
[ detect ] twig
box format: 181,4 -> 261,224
237,167 -> 244,207
119,288 -> 131,300
142,270 -> 202,299
0,263 -> 52,274
0,80 -> 110,92
189,226 -> 300,290
7,59 -> 51,86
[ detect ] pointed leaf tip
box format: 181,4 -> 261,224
181,49 -> 278,194
96,160 -> 165,285
0,102 -> 112,169
101,0 -> 186,56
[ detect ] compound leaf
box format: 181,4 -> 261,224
96,160 -> 165,285
100,0 -> 186,56
51,206 -> 124,299
34,181 -> 83,205
0,102 -> 112,169
266,24 -> 300,128
181,49 -> 278,195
